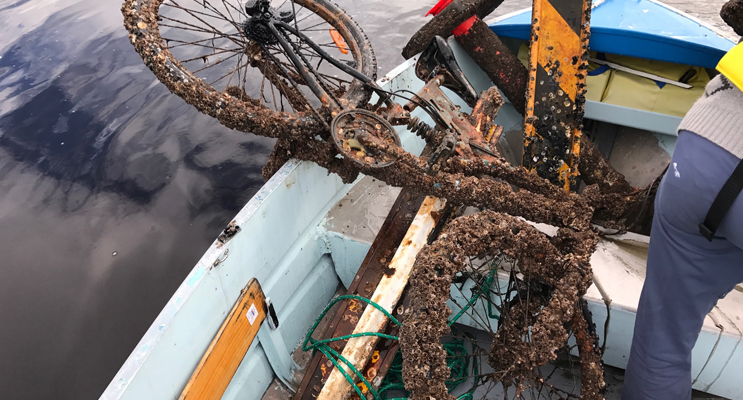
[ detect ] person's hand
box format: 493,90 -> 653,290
721,0 -> 743,38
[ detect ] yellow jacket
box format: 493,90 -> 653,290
718,42 -> 743,91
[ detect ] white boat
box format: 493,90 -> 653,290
103,0 -> 741,399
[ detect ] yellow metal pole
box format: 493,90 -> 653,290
522,0 -> 592,192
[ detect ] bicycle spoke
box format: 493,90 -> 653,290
270,77 -> 278,107
201,0 -> 248,39
158,17 -> 245,45
221,0 -> 247,18
168,40 -> 241,56
169,0 -> 245,46
163,35 -> 238,49
159,19 -> 224,36
209,55 -> 248,86
191,51 -> 240,73
162,1 -> 225,20
181,48 -> 241,64
301,19 -> 328,31
295,10 -> 315,25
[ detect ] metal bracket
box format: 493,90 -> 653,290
415,35 -> 479,107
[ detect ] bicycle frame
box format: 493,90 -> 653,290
243,0 -> 376,113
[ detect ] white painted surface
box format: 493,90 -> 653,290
101,161 -> 351,400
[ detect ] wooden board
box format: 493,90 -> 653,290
294,188 -> 426,400
179,278 -> 266,400
317,196 -> 447,400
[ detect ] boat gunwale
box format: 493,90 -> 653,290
485,0 -> 738,69
485,0 -> 738,42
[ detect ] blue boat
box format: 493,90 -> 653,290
102,1 -> 741,400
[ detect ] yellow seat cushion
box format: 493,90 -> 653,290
600,54 -> 710,117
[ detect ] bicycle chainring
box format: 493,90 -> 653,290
331,109 -> 401,169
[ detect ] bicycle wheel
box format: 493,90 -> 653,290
122,0 -> 377,138
400,210 -> 605,400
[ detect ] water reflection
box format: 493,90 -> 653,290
0,0 -> 736,399
0,1 -> 281,398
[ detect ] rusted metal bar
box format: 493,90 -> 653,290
522,0 -> 593,192
454,16 -> 529,115
293,189 -> 425,400
317,197 -> 448,400
402,0 -> 503,59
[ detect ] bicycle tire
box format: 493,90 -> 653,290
122,0 -> 377,138
402,0 -> 503,59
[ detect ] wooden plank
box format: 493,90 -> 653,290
317,196 -> 448,400
179,278 -> 266,400
294,188 -> 426,400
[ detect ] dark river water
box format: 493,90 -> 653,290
0,0 -> 736,399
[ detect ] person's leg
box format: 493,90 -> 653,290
623,131 -> 743,400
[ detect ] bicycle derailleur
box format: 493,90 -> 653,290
242,0 -> 295,45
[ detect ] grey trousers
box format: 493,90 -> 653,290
622,131 -> 743,399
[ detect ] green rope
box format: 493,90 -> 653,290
303,269 -> 499,400
302,295 -> 401,400
377,330 -> 480,400
450,269 -> 500,325
302,294 -> 401,353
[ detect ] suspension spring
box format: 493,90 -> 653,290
407,117 -> 437,142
